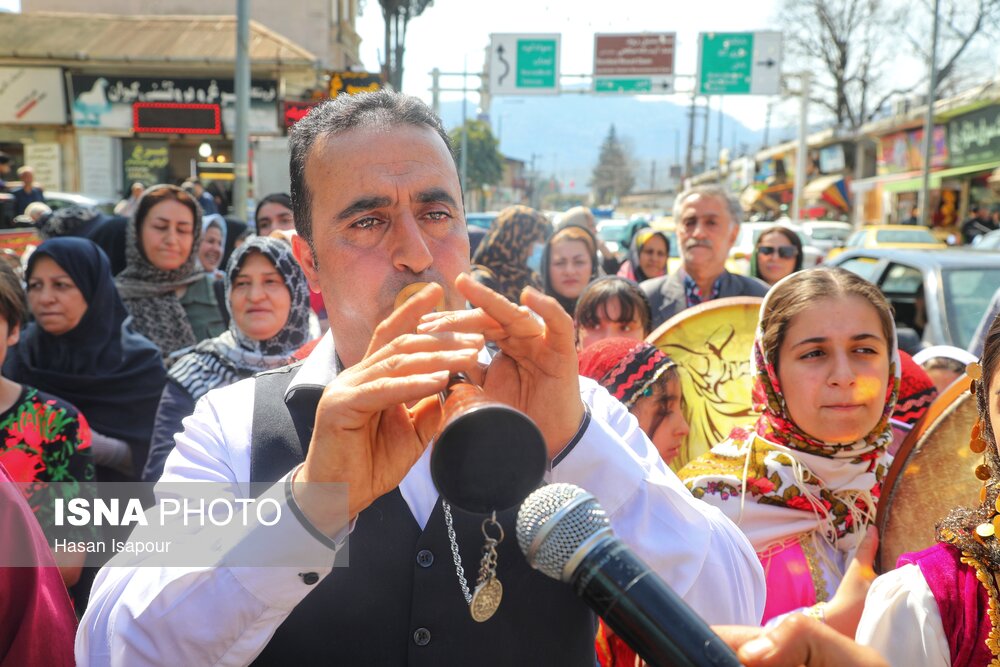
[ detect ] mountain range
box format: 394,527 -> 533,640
437,90 -> 798,195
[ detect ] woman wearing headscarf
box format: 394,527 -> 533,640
143,237 -> 310,482
541,223 -> 600,315
469,205 -> 550,303
617,228 -> 670,283
198,214 -> 228,278
750,226 -> 804,286
114,184 -> 225,359
679,268 -> 900,630
4,237 -> 165,484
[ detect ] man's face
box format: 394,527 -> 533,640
675,194 -> 739,275
293,124 -> 469,367
21,170 -> 33,187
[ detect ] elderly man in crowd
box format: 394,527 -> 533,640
641,184 -> 768,329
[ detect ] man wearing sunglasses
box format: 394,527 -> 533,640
641,185 -> 768,329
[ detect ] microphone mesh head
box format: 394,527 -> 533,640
516,483 -> 610,581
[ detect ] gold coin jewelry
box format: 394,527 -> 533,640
470,514 -> 505,622
442,501 -> 504,623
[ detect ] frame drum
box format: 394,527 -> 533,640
876,375 -> 979,573
647,296 -> 763,470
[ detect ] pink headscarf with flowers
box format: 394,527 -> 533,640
678,272 -> 901,555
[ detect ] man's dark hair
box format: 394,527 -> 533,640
0,152 -> 10,166
288,90 -> 456,244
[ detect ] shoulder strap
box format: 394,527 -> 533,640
250,365 -> 319,484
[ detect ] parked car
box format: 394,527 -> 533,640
465,211 -> 500,230
800,220 -> 852,255
827,248 -> 1000,349
826,224 -> 945,261
728,222 -> 823,276
43,191 -> 117,215
972,228 -> 1000,251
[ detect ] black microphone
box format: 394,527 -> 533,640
516,483 -> 743,667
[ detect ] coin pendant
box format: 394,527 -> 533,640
470,578 -> 502,622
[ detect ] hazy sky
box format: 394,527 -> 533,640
354,0 -> 786,129
0,0 -> 795,129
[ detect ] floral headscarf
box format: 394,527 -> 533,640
167,237 -> 311,401
471,205 -> 550,303
679,273 -> 901,553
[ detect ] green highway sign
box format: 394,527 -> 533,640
596,78 -> 651,92
517,39 -> 557,88
490,34 -> 561,95
594,77 -> 672,94
698,31 -> 782,95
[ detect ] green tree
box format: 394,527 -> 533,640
379,0 -> 434,92
450,119 -> 504,198
590,125 -> 636,205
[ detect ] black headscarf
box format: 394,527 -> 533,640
540,223 -> 600,315
4,238 -> 167,450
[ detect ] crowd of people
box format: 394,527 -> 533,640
0,89 -> 999,667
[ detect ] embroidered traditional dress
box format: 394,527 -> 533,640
678,287 -> 900,623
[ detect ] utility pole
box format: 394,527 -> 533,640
763,100 -> 773,149
701,97 -> 710,173
650,160 -> 656,190
717,97 -> 724,168
233,0 -> 250,222
919,0 -> 941,227
685,93 -> 696,177
792,72 -> 811,223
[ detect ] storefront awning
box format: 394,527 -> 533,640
803,174 -> 850,210
881,161 -> 1000,193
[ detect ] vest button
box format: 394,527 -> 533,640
301,572 -> 319,585
413,627 -> 431,646
416,549 -> 434,568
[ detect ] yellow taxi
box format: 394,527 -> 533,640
825,224 -> 946,261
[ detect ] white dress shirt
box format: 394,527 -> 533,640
77,332 -> 765,667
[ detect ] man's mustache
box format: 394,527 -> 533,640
684,239 -> 713,250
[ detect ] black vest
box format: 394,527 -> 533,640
248,365 -> 598,666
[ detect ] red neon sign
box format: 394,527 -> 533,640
133,102 -> 222,134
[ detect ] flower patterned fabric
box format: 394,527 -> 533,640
0,385 -> 94,536
678,286 -> 900,555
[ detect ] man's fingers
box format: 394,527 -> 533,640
359,332 -> 485,370
321,371 -> 452,423
520,285 -> 576,346
367,282 -> 446,355
455,273 -> 547,336
737,615 -> 889,667
351,349 -> 482,388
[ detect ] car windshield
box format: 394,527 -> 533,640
875,229 -> 937,244
943,268 -> 1000,348
809,227 -> 850,242
597,221 -> 629,244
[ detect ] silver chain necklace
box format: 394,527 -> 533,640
442,499 -> 473,603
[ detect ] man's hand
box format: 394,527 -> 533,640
417,273 -> 585,459
715,615 -> 889,667
295,283 -> 484,532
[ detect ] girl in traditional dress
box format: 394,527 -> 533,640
679,267 -> 898,629
857,311 -> 1000,666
